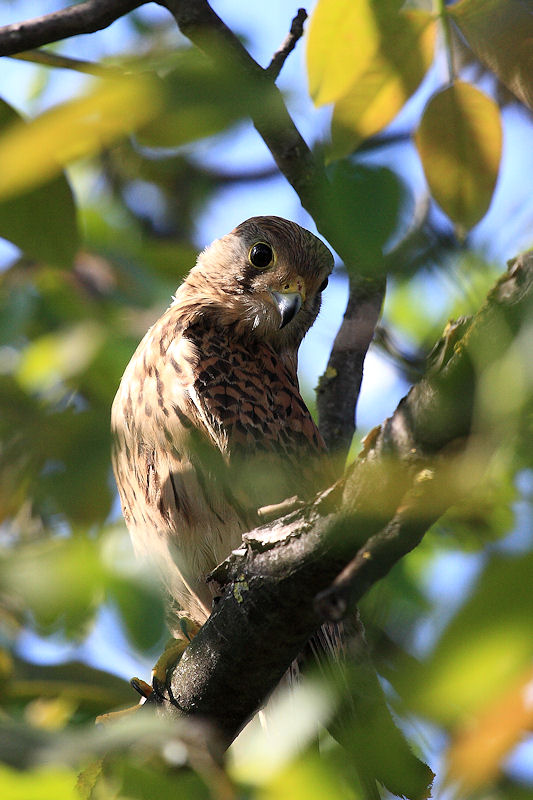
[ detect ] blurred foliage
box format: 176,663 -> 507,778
0,1 -> 532,799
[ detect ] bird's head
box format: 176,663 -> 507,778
179,216 -> 334,351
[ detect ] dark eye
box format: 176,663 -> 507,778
318,277 -> 329,292
249,242 -> 274,269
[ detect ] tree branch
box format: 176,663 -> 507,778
9,49 -> 123,76
317,275 -> 385,460
0,0 -> 145,57
1,0 -> 384,461
151,250 -> 533,747
266,8 -> 308,80
159,0 -> 385,462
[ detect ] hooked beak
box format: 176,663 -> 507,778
270,290 -> 303,329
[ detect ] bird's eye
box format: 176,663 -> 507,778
318,277 -> 329,292
249,242 -> 274,269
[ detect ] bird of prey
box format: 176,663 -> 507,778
110,216 -> 434,800
112,216 -> 334,645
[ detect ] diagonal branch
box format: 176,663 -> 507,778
0,0 -> 384,453
160,0 -> 385,454
0,0 -> 145,57
149,250 -> 533,748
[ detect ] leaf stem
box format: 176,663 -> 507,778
437,0 -> 455,84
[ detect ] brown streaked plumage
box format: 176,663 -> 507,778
112,216 -> 334,632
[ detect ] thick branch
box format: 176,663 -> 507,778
0,0 -> 144,56
153,251 -> 533,746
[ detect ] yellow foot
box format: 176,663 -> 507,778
94,678 -> 153,724
152,618 -> 200,697
95,696 -> 145,725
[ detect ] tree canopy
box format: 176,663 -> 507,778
0,2 -> 533,799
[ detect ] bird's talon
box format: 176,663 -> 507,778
130,676 -> 153,699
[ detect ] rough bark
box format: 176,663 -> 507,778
149,252 -> 533,747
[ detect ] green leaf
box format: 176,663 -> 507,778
108,575 -> 166,653
414,81 -> 502,233
137,48 -> 281,148
0,537 -> 105,637
16,322 -> 105,394
0,77 -> 160,201
0,765 -> 79,800
8,657 -> 133,715
330,10 -> 436,157
323,161 -> 406,271
402,552 -> 533,724
449,0 -> 533,110
0,98 -> 79,267
307,0 -> 392,106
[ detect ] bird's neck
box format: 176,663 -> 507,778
170,284 -> 301,377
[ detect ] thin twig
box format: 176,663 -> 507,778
10,49 -> 124,76
0,0 -> 145,57
266,8 -> 307,80
314,470 -> 451,621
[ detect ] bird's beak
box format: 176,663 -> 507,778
270,280 -> 305,329
270,290 -> 303,329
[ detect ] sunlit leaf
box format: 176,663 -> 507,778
449,0 -> 533,109
307,0 -> 395,106
330,11 -> 436,157
402,552 -> 533,724
414,81 -> 502,233
446,665 -> 533,791
230,681 -> 333,785
260,754 -> 356,800
0,77 -> 161,201
0,98 -> 79,267
0,765 -> 79,800
16,322 -> 105,394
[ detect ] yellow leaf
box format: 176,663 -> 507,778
450,0 -> 533,110
446,665 -> 533,791
0,765 -> 79,800
414,81 -> 502,233
0,76 -> 161,200
307,0 -> 392,106
16,322 -> 105,393
330,11 -> 436,158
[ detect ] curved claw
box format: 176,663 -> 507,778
130,676 -> 153,699
151,639 -> 190,698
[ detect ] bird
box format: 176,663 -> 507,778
111,215 -> 335,661
110,216 -> 434,799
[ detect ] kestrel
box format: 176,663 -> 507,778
112,216 -> 334,652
